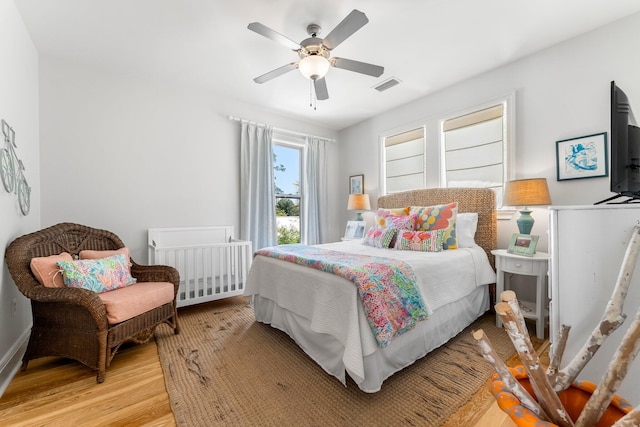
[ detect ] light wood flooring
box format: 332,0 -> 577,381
0,341 -> 175,427
475,401 -> 519,426
0,299 -> 519,426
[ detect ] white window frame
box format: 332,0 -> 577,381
378,92 -> 514,216
440,92 -> 516,214
273,138 -> 304,242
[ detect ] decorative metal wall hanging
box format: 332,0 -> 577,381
1,119 -> 31,215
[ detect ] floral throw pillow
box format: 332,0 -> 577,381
362,227 -> 396,249
377,206 -> 410,217
374,207 -> 411,228
394,229 -> 445,252
410,202 -> 458,250
79,247 -> 131,268
57,253 -> 137,293
377,213 -> 418,231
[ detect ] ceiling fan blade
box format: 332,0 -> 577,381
322,9 -> 369,50
248,22 -> 301,51
253,63 -> 298,84
314,77 -> 329,100
331,57 -> 384,77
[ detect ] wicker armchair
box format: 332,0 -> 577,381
5,222 -> 179,383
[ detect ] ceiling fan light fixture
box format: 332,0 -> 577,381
299,55 -> 330,80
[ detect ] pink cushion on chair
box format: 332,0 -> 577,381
98,281 -> 174,324
79,247 -> 130,260
80,247 -> 131,269
30,252 -> 73,288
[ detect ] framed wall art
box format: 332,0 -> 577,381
556,132 -> 608,181
349,174 -> 364,194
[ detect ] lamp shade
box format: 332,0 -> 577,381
503,178 -> 551,235
299,55 -> 330,80
503,178 -> 552,207
347,193 -> 371,211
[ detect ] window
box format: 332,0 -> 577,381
382,127 -> 425,194
441,99 -> 512,207
273,142 -> 302,244
379,94 -> 513,208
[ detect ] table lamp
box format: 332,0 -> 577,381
503,178 -> 552,235
347,193 -> 371,221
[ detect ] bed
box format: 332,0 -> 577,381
245,188 -> 497,393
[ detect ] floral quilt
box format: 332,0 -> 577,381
255,244 -> 430,347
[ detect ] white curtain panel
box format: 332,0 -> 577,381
302,137 -> 328,245
240,122 -> 277,250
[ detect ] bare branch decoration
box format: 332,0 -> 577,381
473,328 -> 549,420
553,226 -> 640,391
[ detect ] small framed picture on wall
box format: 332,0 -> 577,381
349,174 -> 364,194
556,132 -> 608,181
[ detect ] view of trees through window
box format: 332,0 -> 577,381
273,144 -> 301,244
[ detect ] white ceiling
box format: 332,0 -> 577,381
14,0 -> 640,131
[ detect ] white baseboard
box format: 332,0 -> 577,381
0,329 -> 30,398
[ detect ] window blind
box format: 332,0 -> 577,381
384,128 -> 425,194
443,104 -> 504,205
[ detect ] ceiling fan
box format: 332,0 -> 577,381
248,9 -> 384,101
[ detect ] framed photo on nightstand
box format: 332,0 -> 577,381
507,233 -> 539,257
344,221 -> 366,239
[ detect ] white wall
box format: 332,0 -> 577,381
0,0 -> 40,396
337,12 -> 640,253
38,57 -> 341,262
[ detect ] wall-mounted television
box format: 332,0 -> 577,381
597,81 -> 640,204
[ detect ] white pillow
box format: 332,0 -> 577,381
457,213 -> 478,248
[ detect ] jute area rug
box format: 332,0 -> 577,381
155,297 -> 541,426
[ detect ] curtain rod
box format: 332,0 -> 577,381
227,115 -> 336,143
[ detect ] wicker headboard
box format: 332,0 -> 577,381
377,188 -> 497,268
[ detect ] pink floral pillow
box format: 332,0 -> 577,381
377,213 -> 417,231
362,227 -> 396,249
374,207 -> 411,228
377,206 -> 410,216
394,229 -> 445,252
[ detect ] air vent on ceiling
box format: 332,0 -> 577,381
374,77 -> 401,92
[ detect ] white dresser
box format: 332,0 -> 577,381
549,205 -> 640,405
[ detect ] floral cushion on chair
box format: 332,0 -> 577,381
57,253 -> 137,293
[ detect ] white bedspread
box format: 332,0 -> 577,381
245,241 -> 496,385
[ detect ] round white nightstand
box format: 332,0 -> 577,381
491,249 -> 549,339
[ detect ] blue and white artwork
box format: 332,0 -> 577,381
556,133 -> 608,181
565,141 -> 598,172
